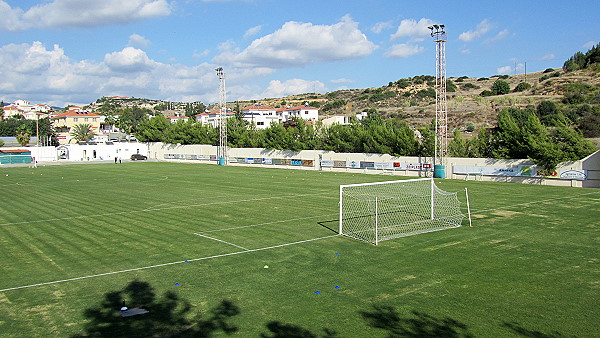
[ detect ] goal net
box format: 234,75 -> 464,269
339,178 -> 465,245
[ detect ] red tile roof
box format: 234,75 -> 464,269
243,105 -> 276,111
53,111 -> 100,118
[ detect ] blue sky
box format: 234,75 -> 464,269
0,0 -> 598,107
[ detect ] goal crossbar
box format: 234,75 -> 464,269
339,178 -> 465,245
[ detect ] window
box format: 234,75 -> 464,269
305,111 -> 309,114
85,118 -> 89,122
73,118 -> 78,122
257,122 -> 265,126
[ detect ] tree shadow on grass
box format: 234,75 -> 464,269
260,321 -> 339,338
360,304 -> 473,338
72,279 -> 240,337
501,322 -> 566,338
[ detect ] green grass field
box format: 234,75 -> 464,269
0,162 -> 598,337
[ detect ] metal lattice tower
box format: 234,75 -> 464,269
215,67 -> 228,165
428,24 -> 448,175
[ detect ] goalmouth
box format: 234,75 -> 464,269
339,178 -> 466,245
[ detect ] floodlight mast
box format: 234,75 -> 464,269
428,24 -> 448,178
215,67 -> 228,165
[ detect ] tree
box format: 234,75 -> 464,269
513,82 -> 531,92
536,101 -> 560,125
15,125 -> 31,146
136,115 -> 171,142
491,79 -> 510,95
70,123 -> 96,143
448,129 -> 469,157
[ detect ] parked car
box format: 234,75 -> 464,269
130,154 -> 147,161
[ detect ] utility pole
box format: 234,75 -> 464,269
428,24 -> 448,178
215,67 -> 228,165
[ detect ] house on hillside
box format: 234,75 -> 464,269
52,107 -> 101,144
280,103 -> 319,123
166,115 -> 189,124
195,110 -> 235,127
242,104 -> 279,129
241,103 -> 320,129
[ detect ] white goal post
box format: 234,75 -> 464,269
339,178 -> 465,245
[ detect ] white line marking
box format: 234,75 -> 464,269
193,233 -> 249,250
0,234 -> 339,292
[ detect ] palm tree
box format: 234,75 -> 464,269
70,123 -> 96,143
16,125 -> 31,146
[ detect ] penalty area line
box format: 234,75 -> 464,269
0,234 -> 339,293
193,233 -> 249,250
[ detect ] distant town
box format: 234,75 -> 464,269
1,97 -> 363,145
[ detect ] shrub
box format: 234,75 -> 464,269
465,121 -> 476,132
491,79 -> 510,95
513,82 -> 532,92
480,90 -> 494,97
395,79 -> 412,88
460,83 -> 480,90
543,68 -> 555,73
446,79 -> 457,92
415,88 -> 436,99
477,77 -> 489,81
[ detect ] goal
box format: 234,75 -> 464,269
339,178 -> 465,245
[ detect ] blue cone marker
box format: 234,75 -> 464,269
334,286 -> 341,289
184,260 -> 189,263
174,283 -> 180,286
314,291 -> 321,294
335,253 -> 340,255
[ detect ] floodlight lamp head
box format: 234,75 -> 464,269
433,24 -> 439,30
440,24 -> 445,29
428,26 -> 434,30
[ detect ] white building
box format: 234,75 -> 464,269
2,100 -> 52,120
320,112 -> 367,127
279,103 -> 319,122
241,103 -> 320,129
242,105 -> 280,129
321,115 -> 352,127
195,110 -> 235,127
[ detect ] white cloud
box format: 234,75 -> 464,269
371,20 -> 394,34
128,34 -> 151,48
0,41 -> 282,106
540,53 -> 555,61
496,65 -> 512,74
259,79 -> 327,99
244,25 -> 263,39
459,19 -> 492,42
486,29 -> 509,43
582,41 -> 597,49
214,15 -> 376,68
385,43 -> 425,58
104,47 -> 156,73
330,78 -> 354,84
0,1 -> 26,31
0,0 -> 171,31
193,49 -> 211,58
390,18 -> 435,42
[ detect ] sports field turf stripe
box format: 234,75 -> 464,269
0,234 -> 339,292
0,191 -> 333,227
471,190 -> 600,214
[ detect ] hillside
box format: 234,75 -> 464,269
86,67 -> 600,138
231,68 -> 600,133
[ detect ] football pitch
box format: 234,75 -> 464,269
0,162 -> 598,337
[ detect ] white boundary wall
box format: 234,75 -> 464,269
148,143 -> 600,188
